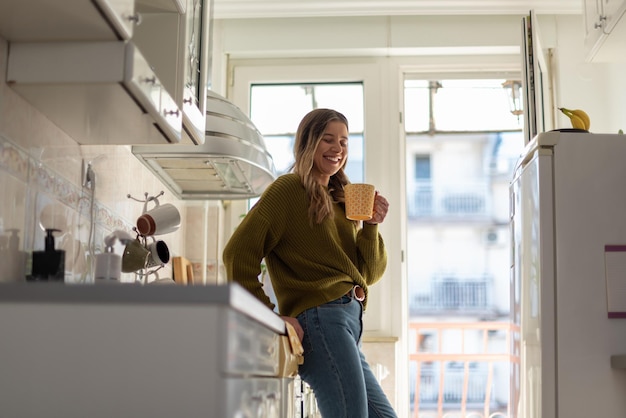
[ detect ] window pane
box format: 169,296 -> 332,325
263,135 -> 295,174
404,80 -> 430,132
404,79 -> 524,132
251,83 -> 364,134
414,155 -> 431,180
250,85 -> 315,134
250,83 -> 365,182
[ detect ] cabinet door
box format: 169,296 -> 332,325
584,0 -> 626,61
132,0 -> 184,111
133,9 -> 180,98
0,0 -> 136,41
95,0 -> 138,39
133,0 -> 211,145
584,0 -> 604,52
180,0 -> 212,145
602,0 -> 626,33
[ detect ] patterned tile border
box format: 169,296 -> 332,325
0,135 -> 29,181
0,134 -> 132,232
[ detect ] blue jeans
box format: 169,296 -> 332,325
297,294 -> 398,418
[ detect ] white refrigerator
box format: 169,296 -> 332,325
510,130 -> 626,418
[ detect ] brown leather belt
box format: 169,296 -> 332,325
348,285 -> 365,301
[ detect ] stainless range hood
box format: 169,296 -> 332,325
132,90 -> 277,200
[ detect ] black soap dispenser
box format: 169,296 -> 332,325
29,229 -> 65,282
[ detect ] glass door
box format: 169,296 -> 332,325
404,75 -> 525,417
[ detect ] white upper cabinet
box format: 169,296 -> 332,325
0,0 -> 138,41
7,41 -> 183,145
180,0 -> 212,145
584,0 -> 626,62
132,0 -> 212,145
0,0 -> 211,145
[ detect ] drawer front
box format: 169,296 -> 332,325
126,43 -> 182,144
225,377 -> 282,418
223,309 -> 279,376
95,0 -> 136,39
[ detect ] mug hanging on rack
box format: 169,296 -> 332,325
146,237 -> 170,268
121,237 -> 150,273
136,202 -> 181,236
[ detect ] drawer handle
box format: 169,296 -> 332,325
127,13 -> 143,25
163,109 -> 181,117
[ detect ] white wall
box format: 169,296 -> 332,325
542,15 -> 626,133
215,15 -> 523,61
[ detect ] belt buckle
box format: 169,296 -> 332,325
351,285 -> 365,301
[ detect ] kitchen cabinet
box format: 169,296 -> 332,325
133,0 -> 213,145
0,0 -> 137,41
0,0 -> 212,145
0,283 -> 298,417
7,41 -> 183,145
583,0 -> 626,62
180,0 -> 213,145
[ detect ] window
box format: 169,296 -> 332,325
250,83 -> 365,181
405,79 -> 523,133
414,155 -> 431,180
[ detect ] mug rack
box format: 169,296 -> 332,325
127,191 -> 165,211
126,191 -> 173,284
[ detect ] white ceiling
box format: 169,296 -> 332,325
212,0 -> 582,19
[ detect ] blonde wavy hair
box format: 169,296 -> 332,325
292,108 -> 352,224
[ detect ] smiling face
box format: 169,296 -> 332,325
311,120 -> 348,185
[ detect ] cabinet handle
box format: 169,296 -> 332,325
143,76 -> 157,85
127,13 -> 143,25
163,109 -> 181,117
594,15 -> 606,29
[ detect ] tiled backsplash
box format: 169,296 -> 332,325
0,133 -> 186,283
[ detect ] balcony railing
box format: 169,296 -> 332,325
410,277 -> 496,316
409,321 -> 520,418
408,180 -> 491,219
412,363 -> 492,407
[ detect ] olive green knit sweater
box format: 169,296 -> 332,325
223,173 -> 387,318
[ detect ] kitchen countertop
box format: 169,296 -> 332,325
0,281 -> 285,334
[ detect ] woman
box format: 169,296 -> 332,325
223,108 -> 397,417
